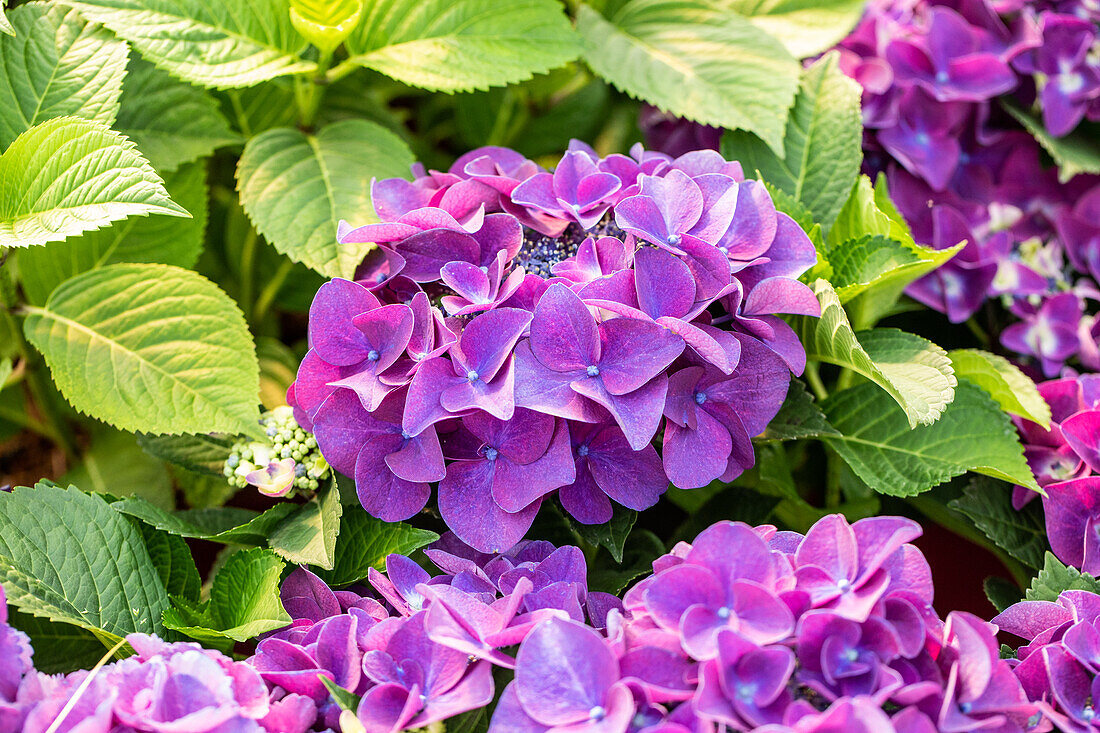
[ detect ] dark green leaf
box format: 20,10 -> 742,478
113,496 -> 297,545
566,505 -> 637,563
1027,553 -> 1100,601
984,576 -> 1021,614
316,512 -> 438,587
948,476 -> 1048,571
136,433 -> 235,476
760,378 -> 838,440
137,523 -> 201,602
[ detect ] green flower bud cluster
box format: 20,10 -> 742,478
223,406 -> 330,497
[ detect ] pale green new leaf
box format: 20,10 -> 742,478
824,235 -> 921,301
721,53 -> 861,231
269,481 -> 342,570
0,117 -> 188,248
1027,553 -> 1100,601
0,483 -> 169,643
800,280 -> 956,426
163,547 -> 290,643
824,382 -> 1040,496
22,263 -> 262,437
718,0 -> 866,58
0,4 -> 128,148
114,59 -> 240,172
0,0 -> 12,35
316,512 -> 439,587
19,162 -> 208,304
346,0 -> 580,92
1003,100 -> 1100,183
577,0 -> 799,156
237,119 -> 414,278
62,0 -> 314,89
290,0 -> 361,51
950,349 -> 1052,429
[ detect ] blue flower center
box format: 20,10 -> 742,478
959,703 -> 973,715
577,445 -> 590,458
484,447 -> 499,462
367,349 -> 380,362
1085,706 -> 1096,721
467,369 -> 480,382
694,391 -> 707,405
837,578 -> 852,592
589,706 -> 606,722
935,70 -> 950,84
586,365 -> 600,377
844,648 -> 860,663
401,430 -> 412,440
736,683 -> 755,702
716,606 -> 731,619
666,233 -> 681,246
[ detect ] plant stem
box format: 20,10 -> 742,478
804,361 -> 829,401
253,259 -> 294,324
296,50 -> 334,130
325,58 -> 359,85
239,228 -> 258,315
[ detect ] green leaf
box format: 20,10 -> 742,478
760,180 -> 822,248
18,161 -> 208,304
62,428 -> 174,510
0,483 -> 168,644
269,481 -> 343,570
577,0 -> 799,156
587,529 -> 664,595
62,0 -> 314,89
566,506 -> 638,563
823,381 -> 1040,497
320,677 -> 362,714
1003,100 -> 1100,183
163,547 -> 290,643
23,263 -> 262,437
824,235 -> 922,301
136,433 -> 235,476
949,476 -> 1047,572
0,117 -> 188,248
950,349 -> 1052,429
316,511 -> 439,587
138,523 -> 201,602
114,59 -> 240,172
237,119 -> 415,278
984,576 -> 1021,614
720,52 -> 861,231
0,4 -> 128,148
717,0 -> 866,58
113,496 -> 297,545
1026,552 -> 1100,601
8,610 -> 106,674
290,0 -> 361,51
760,378 -> 838,440
346,0 -> 580,92
0,357 -> 12,390
799,280 -> 956,427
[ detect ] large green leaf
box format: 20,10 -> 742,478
823,382 -> 1040,497
0,4 -> 128,148
0,117 -> 187,248
114,59 -> 240,172
8,610 -> 106,674
23,263 -> 262,437
63,0 -> 314,89
163,547 -> 290,643
0,483 -> 169,645
949,476 -> 1047,572
113,496 -> 296,545
721,53 -> 861,231
237,119 -> 414,278
19,161 -> 208,304
577,0 -> 799,156
760,378 -> 838,441
800,280 -> 956,427
316,512 -> 439,587
62,428 -> 174,509
824,235 -> 922,301
136,432 -> 235,476
718,0 -> 866,58
346,0 -> 580,92
1003,100 -> 1100,183
269,481 -> 343,570
950,349 -> 1051,429
138,523 -> 201,602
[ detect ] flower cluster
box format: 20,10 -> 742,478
494,513 -> 1038,733
832,0 -> 1100,375
247,535 -> 614,732
997,589 -> 1100,731
1014,374 -> 1100,574
225,406 -> 331,497
291,143 -> 819,552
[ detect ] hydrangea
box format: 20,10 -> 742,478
820,0 -> 1100,376
225,406 -> 330,497
292,142 -> 819,552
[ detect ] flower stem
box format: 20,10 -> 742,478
803,361 -> 829,402
253,258 -> 294,325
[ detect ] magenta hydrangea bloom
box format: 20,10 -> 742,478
294,143 -> 818,552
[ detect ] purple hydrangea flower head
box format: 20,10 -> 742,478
1013,14 -> 1100,136
0,585 -> 34,731
877,88 -> 970,190
1043,477 -> 1100,574
294,143 -> 817,548
1002,292 -> 1084,376
905,205 -> 999,323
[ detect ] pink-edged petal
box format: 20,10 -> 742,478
350,303 -> 415,370
489,683 -> 550,733
308,278 -> 382,365
492,419 -> 576,512
719,180 -> 778,261
403,357 -> 464,435
440,261 -> 491,306
586,429 -> 667,511
1061,410 -> 1100,473
452,308 -> 533,381
396,229 -> 481,281
572,373 -> 668,451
